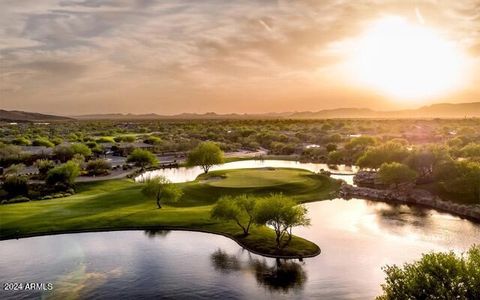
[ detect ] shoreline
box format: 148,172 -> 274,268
340,183 -> 480,223
0,225 -> 321,259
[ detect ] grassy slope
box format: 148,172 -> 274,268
0,168 -> 341,257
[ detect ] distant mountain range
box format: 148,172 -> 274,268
75,102 -> 480,119
288,102 -> 480,119
73,112 -> 292,120
0,109 -> 72,122
1,102 -> 479,121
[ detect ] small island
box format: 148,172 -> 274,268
0,167 -> 341,258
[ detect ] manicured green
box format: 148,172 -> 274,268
205,169 -> 309,188
0,168 -> 341,257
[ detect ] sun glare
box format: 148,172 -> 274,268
351,16 -> 468,102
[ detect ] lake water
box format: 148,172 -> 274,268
1,199 -> 479,299
135,159 -> 358,185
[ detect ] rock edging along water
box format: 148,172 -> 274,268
0,226 -> 321,260
339,183 -> 480,222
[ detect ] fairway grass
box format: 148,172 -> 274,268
0,168 -> 341,258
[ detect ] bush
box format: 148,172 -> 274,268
0,143 -> 29,167
114,135 -> 136,143
86,159 -> 111,176
46,160 -> 81,190
50,137 -> 63,145
3,175 -> 28,197
70,143 -> 92,158
7,196 -> 30,204
32,138 -> 54,148
53,144 -> 92,162
377,245 -> 480,300
144,136 -> 163,145
11,137 -> 31,146
96,136 -> 115,143
34,159 -> 55,177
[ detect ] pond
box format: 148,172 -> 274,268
1,199 -> 479,299
135,159 -> 358,185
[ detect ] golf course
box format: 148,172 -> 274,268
0,168 -> 341,257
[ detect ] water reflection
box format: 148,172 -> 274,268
371,202 -> 434,232
210,249 -> 307,293
144,229 -> 170,238
210,249 -> 242,273
252,259 -> 306,293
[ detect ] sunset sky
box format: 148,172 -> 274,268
1,0 -> 479,115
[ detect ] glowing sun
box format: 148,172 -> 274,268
351,16 -> 467,102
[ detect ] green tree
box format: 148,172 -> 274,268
405,145 -> 450,180
377,245 -> 480,300
254,194 -> 310,249
211,195 -> 257,235
46,160 -> 81,189
127,149 -> 158,170
378,162 -> 417,188
142,176 -> 182,208
187,142 -> 224,173
438,160 -> 480,203
327,150 -> 343,164
345,136 -> 377,153
357,142 -> 409,169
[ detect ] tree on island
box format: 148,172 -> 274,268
254,194 -> 310,249
378,162 -> 417,188
211,195 -> 257,235
127,149 -> 158,170
142,176 -> 183,209
187,141 -> 224,173
377,245 -> 480,300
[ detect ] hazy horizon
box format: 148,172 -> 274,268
1,1 -> 480,115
